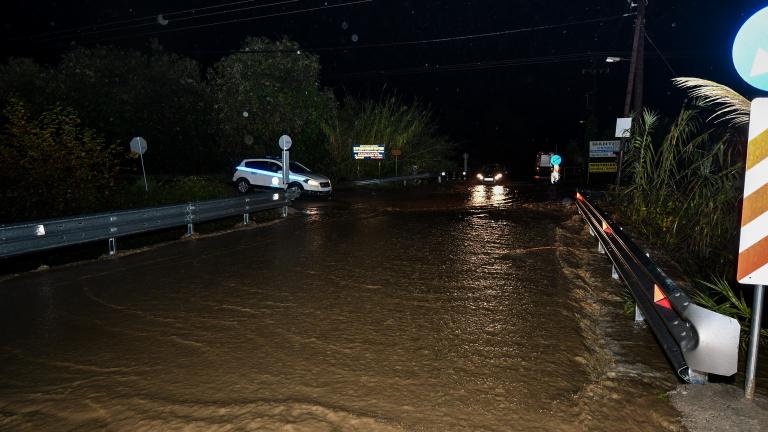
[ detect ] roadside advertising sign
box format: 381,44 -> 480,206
589,140 -> 621,158
353,144 -> 385,160
589,162 -> 618,173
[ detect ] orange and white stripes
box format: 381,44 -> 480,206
738,98 -> 768,285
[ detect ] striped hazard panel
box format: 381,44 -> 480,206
738,98 -> 768,284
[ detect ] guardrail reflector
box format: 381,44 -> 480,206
576,192 -> 585,202
602,221 -> 614,235
654,284 -> 672,310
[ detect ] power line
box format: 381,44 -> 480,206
35,0 -> 304,43
72,0 -> 374,44
312,13 -> 636,51
18,0 -> 301,41
645,33 -> 677,77
201,13 -> 635,56
328,51 -> 628,79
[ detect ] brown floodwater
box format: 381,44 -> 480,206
0,182 -> 748,431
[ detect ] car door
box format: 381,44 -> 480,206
266,161 -> 283,187
242,161 -> 262,185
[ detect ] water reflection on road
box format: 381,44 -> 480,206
0,183 -> 685,431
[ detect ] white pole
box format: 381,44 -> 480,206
139,153 -> 148,192
745,284 -> 765,399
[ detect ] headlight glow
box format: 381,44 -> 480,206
307,179 -> 320,187
476,173 -> 483,180
494,173 -> 503,180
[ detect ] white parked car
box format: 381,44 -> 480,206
232,158 -> 332,197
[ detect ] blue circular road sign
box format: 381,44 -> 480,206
551,154 -> 562,166
733,6 -> 768,91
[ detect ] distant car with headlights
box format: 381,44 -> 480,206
475,163 -> 506,184
232,158 -> 332,196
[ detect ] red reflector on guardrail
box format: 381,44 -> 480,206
654,284 -> 672,310
576,192 -> 584,201
602,221 -> 614,235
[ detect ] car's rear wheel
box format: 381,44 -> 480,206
236,178 -> 251,194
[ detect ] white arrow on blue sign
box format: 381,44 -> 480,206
551,155 -> 562,166
733,6 -> 768,91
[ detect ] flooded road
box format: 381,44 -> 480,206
0,183 -> 688,431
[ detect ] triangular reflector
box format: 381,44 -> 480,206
654,285 -> 672,310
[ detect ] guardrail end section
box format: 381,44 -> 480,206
682,304 -> 740,376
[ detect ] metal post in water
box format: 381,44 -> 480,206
108,238 -> 117,256
745,284 -> 765,400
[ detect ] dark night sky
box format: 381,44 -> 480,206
2,0 -> 767,169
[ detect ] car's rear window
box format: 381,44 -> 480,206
289,162 -> 311,174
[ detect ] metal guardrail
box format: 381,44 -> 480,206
575,191 -> 740,383
0,190 -> 296,258
349,173 -> 436,186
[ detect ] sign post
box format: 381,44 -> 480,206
550,154 -> 562,184
614,117 -> 632,186
733,6 -> 768,400
278,135 -> 292,217
129,137 -> 149,192
391,148 -> 402,175
463,152 -> 469,178
738,99 -> 768,400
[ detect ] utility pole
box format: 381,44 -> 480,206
617,0 -> 647,186
623,0 -> 647,117
633,0 -> 647,115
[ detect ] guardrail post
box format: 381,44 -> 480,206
687,369 -> 708,385
635,304 -> 644,322
108,238 -> 117,256
243,212 -> 249,225
598,241 -> 605,254
186,202 -> 195,236
611,265 -> 620,280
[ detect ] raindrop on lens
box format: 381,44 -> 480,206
242,111 -> 249,118
341,21 -> 349,30
351,34 -> 359,42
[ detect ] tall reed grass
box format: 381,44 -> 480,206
321,96 -> 453,179
618,107 -> 743,274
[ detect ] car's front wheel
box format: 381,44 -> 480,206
236,178 -> 251,194
287,182 -> 304,198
